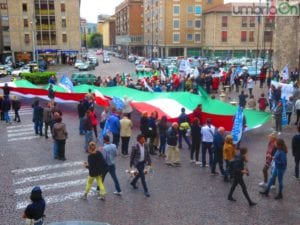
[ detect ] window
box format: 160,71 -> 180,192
173,5 -> 180,15
24,19 -> 28,27
187,34 -> 193,41
241,31 -> 247,42
195,20 -> 202,29
249,17 -> 255,27
195,6 -> 202,15
173,33 -> 180,43
221,31 -> 227,42
62,34 -> 67,43
242,17 -> 247,27
222,16 -> 227,27
264,31 -> 273,42
195,33 -> 201,42
187,20 -> 193,28
187,6 -> 193,13
24,34 -> 30,44
61,3 -> 66,12
62,19 -> 66,28
249,31 -> 254,42
173,19 -> 180,29
22,3 -> 27,12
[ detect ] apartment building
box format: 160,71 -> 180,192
102,16 -> 116,50
115,0 -> 143,56
0,1 -> 11,62
143,0 -> 223,58
6,0 -> 81,64
203,3 -> 273,58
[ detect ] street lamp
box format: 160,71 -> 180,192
30,21 -> 36,62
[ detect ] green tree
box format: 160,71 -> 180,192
87,33 -> 103,48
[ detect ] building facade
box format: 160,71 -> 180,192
115,0 -> 143,57
143,0 -> 223,58
0,1 -> 10,63
102,16 -> 116,50
203,3 -> 274,59
7,0 -> 81,64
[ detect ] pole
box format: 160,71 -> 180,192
151,0 -> 154,59
255,1 -> 261,78
31,22 -> 36,62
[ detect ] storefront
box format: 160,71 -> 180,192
61,50 -> 79,65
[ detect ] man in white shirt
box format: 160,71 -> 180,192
201,118 -> 215,168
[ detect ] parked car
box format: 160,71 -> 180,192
96,49 -> 103,55
103,56 -> 110,63
135,64 -> 152,73
12,66 -> 31,76
74,59 -> 84,68
0,65 -> 8,76
71,73 -> 96,85
78,62 -> 95,71
88,57 -> 99,66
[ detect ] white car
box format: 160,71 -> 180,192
12,66 -> 31,76
103,56 -> 110,63
74,60 -> 84,68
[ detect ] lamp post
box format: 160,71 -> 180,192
30,21 -> 36,62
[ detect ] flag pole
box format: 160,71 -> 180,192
255,0 -> 262,79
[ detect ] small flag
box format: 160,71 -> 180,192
281,97 -> 288,126
94,89 -> 110,107
112,96 -> 124,110
59,75 -> 73,92
143,79 -> 154,92
231,107 -> 244,144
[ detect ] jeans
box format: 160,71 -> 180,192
14,109 -> 20,122
159,134 -> 166,154
121,136 -> 130,155
224,160 -> 233,181
103,164 -> 122,192
57,139 -> 66,159
178,130 -> 191,149
79,117 -> 84,135
202,142 -> 213,167
191,140 -> 200,161
53,140 -> 58,158
211,150 -> 224,174
295,157 -> 300,178
44,122 -> 51,138
267,167 -> 286,194
34,120 -> 43,135
131,162 -> 148,193
149,136 -> 156,154
85,175 -> 106,196
112,133 -> 120,148
3,111 -> 10,123
84,130 -> 93,151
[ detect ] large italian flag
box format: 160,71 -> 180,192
0,80 -> 271,131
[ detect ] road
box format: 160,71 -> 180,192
0,60 -> 299,225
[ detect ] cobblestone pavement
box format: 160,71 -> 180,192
0,70 -> 300,225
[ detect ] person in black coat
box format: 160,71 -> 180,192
211,127 -> 225,175
12,96 -> 21,122
82,141 -> 107,200
292,126 -> 300,179
32,100 -> 44,136
190,118 -> 201,164
228,148 -> 257,206
3,83 -> 10,99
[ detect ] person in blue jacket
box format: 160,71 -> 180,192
260,138 -> 288,199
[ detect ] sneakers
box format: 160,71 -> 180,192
211,172 -> 219,176
270,185 -> 276,190
195,161 -> 202,165
97,195 -> 106,201
259,182 -> 267,187
190,160 -> 196,163
81,193 -> 87,200
113,191 -> 123,196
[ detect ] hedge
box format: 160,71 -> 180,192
20,71 -> 57,84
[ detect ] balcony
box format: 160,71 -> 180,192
36,24 -> 56,30
35,9 -> 55,16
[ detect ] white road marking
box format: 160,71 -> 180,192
16,191 -> 97,210
8,136 -> 40,142
7,124 -> 33,129
12,161 -> 83,175
15,179 -> 86,195
13,169 -> 87,185
7,127 -> 33,133
8,131 -> 35,137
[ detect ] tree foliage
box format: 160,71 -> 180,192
87,33 -> 103,48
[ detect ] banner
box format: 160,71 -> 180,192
59,75 -> 73,92
231,107 -> 244,144
281,97 -> 288,126
271,80 -> 294,99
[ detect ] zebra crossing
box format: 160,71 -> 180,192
6,124 -> 38,142
8,106 -> 33,117
12,161 -> 92,210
